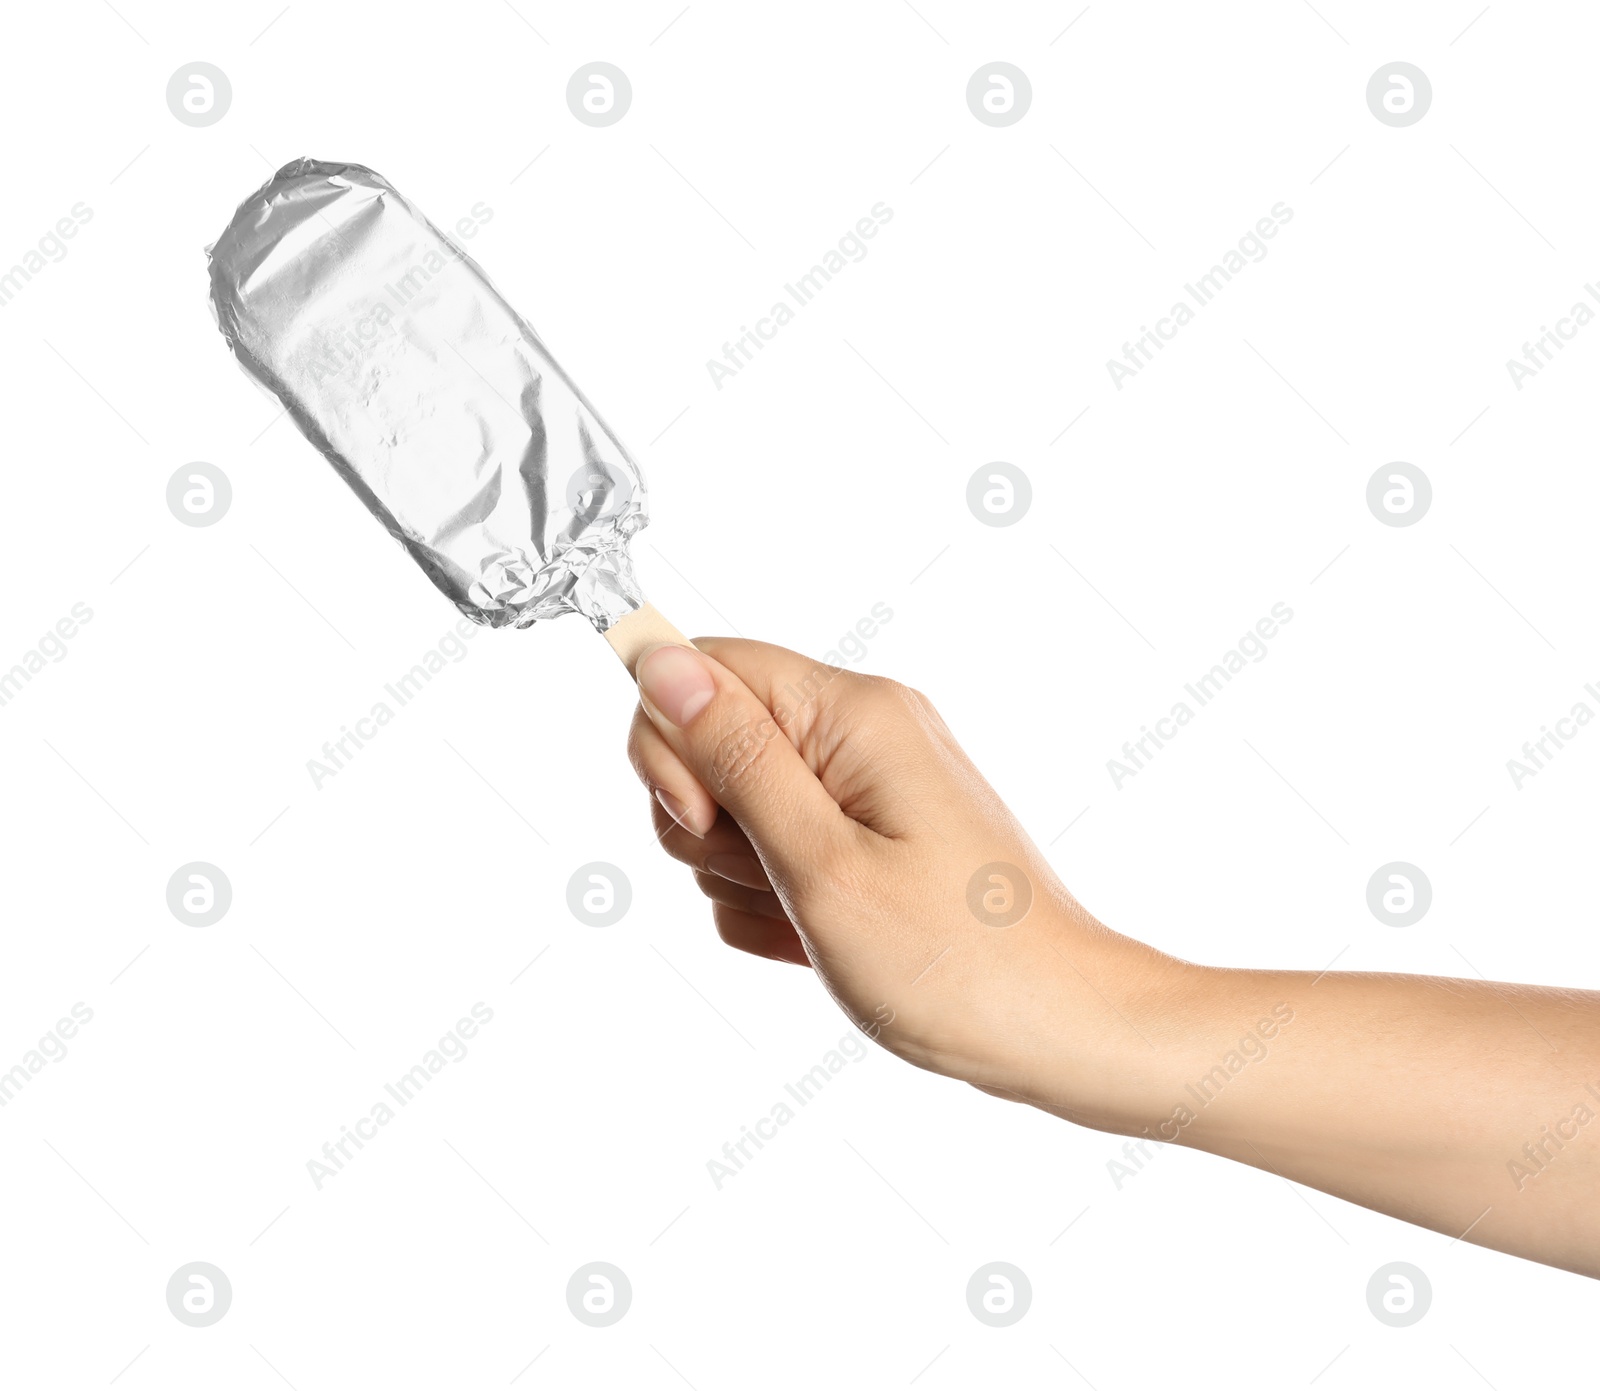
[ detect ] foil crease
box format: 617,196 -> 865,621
206,157 -> 647,631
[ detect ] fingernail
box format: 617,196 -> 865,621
638,645 -> 715,728
705,851 -> 768,889
655,787 -> 704,839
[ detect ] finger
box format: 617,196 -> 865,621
650,804 -> 776,890
711,902 -> 812,966
696,637 -> 961,839
690,636 -> 851,744
970,1082 -> 1030,1104
629,703 -> 716,837
691,868 -> 789,921
634,643 -> 855,890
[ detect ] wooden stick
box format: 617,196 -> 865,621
603,602 -> 696,675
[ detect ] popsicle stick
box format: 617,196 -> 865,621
603,602 -> 696,675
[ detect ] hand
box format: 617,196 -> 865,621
627,637 -> 1600,1278
625,637 -> 1183,1123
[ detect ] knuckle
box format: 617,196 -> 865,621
701,712 -> 781,795
861,675 -> 936,721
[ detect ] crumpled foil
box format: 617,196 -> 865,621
206,157 -> 647,630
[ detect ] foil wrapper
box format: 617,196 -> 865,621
206,157 -> 647,630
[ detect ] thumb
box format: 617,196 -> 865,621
635,642 -> 853,883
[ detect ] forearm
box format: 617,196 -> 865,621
625,639 -> 1600,1278
1032,935 -> 1600,1278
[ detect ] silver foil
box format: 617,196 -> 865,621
207,157 -> 647,630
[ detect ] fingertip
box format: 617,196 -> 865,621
655,786 -> 706,839
711,902 -> 813,967
637,643 -> 717,729
632,701 -> 719,837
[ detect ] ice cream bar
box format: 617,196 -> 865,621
206,156 -> 685,664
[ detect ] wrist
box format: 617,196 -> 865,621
1000,908 -> 1204,1132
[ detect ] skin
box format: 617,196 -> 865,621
627,636 -> 1600,1280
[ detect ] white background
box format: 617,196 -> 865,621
1,0 -> 1597,1385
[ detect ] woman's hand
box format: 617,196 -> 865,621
627,636 -> 1600,1279
625,636 -> 1184,1128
